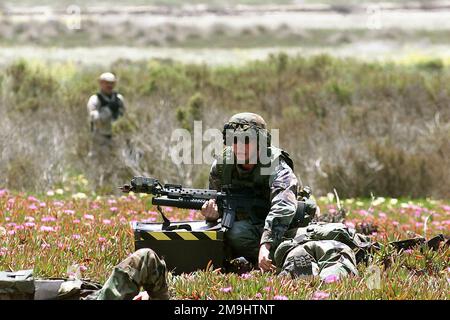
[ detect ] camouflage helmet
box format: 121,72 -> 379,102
273,239 -> 297,267
222,112 -> 270,146
227,112 -> 267,129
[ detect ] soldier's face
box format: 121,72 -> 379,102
233,140 -> 258,164
100,80 -> 115,94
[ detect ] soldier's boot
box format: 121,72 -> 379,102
225,257 -> 254,275
279,247 -> 314,278
426,234 -> 446,251
145,284 -> 170,300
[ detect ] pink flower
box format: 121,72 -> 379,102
28,204 -> 38,211
164,207 -> 173,212
5,217 -> 10,222
0,189 -> 8,197
102,219 -> 112,225
142,217 -> 156,223
274,295 -> 289,300
107,199 -> 117,205
25,216 -> 35,222
24,222 -> 35,228
255,293 -> 262,299
64,209 -> 75,215
0,247 -> 8,256
72,234 -> 81,240
98,237 -> 107,243
404,249 -> 413,254
14,225 -> 24,230
345,222 -> 355,229
53,201 -> 64,207
41,216 -> 56,222
80,265 -> 87,272
240,273 -> 252,280
7,230 -> 15,236
392,221 -> 399,227
90,203 -> 100,210
148,211 -> 158,216
378,212 -> 387,219
83,214 -> 94,221
220,286 -> 232,293
41,243 -> 51,249
119,217 -> 127,224
57,242 -> 65,249
40,226 -> 55,232
73,219 -> 81,224
39,202 -> 46,208
358,210 -> 368,217
264,286 -> 272,292
109,207 -> 118,212
27,196 -> 38,202
6,223 -> 17,228
323,274 -> 340,283
312,291 -> 330,300
441,205 -> 450,212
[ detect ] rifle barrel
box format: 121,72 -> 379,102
152,197 -> 207,210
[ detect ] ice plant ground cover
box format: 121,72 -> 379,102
0,189 -> 449,299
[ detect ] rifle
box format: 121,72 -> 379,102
120,176 -> 270,232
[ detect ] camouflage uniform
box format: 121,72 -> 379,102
274,223 -> 374,280
0,249 -> 169,300
278,240 -> 358,280
209,112 -> 307,263
87,91 -> 125,187
84,248 -> 168,300
209,155 -> 299,262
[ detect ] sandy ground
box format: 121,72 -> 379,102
1,5 -> 450,65
6,9 -> 450,30
1,43 -> 449,66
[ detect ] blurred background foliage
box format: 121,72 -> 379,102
0,54 -> 450,197
0,54 -> 449,198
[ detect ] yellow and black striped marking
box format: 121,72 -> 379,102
137,230 -> 223,241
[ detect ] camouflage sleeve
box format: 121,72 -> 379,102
208,159 -> 222,190
261,159 -> 298,246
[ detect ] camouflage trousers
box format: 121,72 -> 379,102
280,240 -> 358,280
88,133 -> 117,189
84,248 -> 169,300
224,219 -> 264,264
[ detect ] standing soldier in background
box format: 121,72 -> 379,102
87,72 -> 125,188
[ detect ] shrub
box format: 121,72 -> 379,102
0,55 -> 448,198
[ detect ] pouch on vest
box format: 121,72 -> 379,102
0,269 -> 35,300
97,92 -> 121,120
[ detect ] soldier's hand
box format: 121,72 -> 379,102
258,243 -> 276,273
201,199 -> 219,221
133,291 -> 150,300
90,110 -> 99,121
